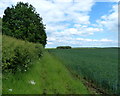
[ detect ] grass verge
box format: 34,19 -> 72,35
2,35 -> 89,94
3,52 -> 90,94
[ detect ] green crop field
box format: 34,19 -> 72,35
48,48 -> 119,94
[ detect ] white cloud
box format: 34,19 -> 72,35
59,25 -> 103,36
94,0 -> 118,2
0,0 -> 118,47
47,42 -> 53,45
47,37 -> 56,41
46,36 -> 117,48
96,4 -> 118,33
76,38 -> 114,42
0,0 -> 94,28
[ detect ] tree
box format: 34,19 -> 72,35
2,2 -> 47,47
0,17 -> 2,32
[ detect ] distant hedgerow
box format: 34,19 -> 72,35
56,46 -> 72,49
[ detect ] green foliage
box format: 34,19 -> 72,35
2,2 -> 47,47
2,35 -> 43,73
48,48 -> 118,94
0,17 -> 2,32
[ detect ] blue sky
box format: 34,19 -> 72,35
89,2 -> 116,24
0,0 -> 118,48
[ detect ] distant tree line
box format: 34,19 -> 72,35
56,46 -> 72,49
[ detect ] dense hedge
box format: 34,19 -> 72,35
56,46 -> 72,49
2,35 -> 43,73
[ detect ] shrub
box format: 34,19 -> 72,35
2,35 -> 44,73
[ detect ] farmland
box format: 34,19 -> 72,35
48,48 -> 118,94
2,35 -> 119,94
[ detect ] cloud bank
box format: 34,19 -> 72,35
0,0 -> 118,47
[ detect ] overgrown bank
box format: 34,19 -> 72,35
2,35 -> 43,73
2,35 -> 89,94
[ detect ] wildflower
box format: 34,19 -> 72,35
8,89 -> 12,92
29,80 -> 36,85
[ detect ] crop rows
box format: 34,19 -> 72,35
48,48 -> 119,94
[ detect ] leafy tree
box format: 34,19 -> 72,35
2,2 -> 47,47
0,17 -> 2,32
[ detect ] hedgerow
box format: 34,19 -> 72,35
2,35 -> 43,73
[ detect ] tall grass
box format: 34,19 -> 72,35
3,52 -> 89,94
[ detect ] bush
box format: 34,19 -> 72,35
2,35 -> 44,73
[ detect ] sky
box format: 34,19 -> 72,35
0,0 -> 119,48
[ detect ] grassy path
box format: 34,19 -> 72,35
3,52 -> 90,94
